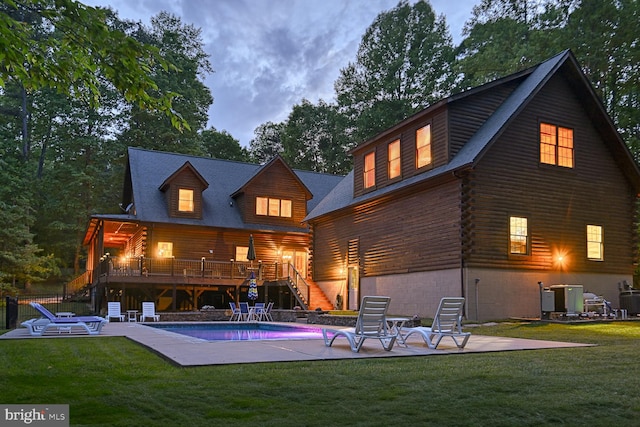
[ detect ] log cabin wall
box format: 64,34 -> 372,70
312,177 -> 462,282
351,107 -> 450,200
145,223 -> 309,264
466,71 -> 637,274
164,168 -> 204,219
239,161 -> 309,229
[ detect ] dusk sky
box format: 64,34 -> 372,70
84,0 -> 478,147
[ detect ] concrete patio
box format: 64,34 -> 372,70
0,321 -> 593,366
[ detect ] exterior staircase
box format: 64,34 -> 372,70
308,281 -> 333,311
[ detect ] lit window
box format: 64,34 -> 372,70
540,123 -> 573,168
256,197 -> 292,218
416,125 -> 432,169
256,197 -> 268,215
587,225 -> 603,260
178,189 -> 194,212
509,217 -> 528,255
281,199 -> 292,217
269,198 -> 280,216
388,139 -> 401,179
157,242 -> 173,258
235,246 -> 248,262
364,152 -> 376,188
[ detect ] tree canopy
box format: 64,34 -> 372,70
0,0 -> 187,129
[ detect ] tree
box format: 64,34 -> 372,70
199,128 -> 249,161
0,0 -> 187,129
280,99 -> 351,174
335,0 -> 455,144
248,121 -> 285,164
117,12 -> 213,154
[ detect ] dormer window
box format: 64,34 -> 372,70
178,188 -> 194,212
416,124 -> 432,169
364,151 -> 376,189
388,139 -> 401,179
256,197 -> 292,218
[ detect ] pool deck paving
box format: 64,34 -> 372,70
1,321 -> 593,366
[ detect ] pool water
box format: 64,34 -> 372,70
148,322 -> 325,342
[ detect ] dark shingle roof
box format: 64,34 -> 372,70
127,148 -> 344,231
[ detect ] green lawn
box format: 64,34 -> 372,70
1,321 -> 639,426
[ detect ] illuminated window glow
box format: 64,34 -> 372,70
157,242 -> 173,258
509,216 -> 528,254
587,225 -> 603,260
416,125 -> 432,169
364,152 -> 376,188
540,123 -> 573,168
235,246 -> 248,262
256,197 -> 292,217
388,139 -> 401,179
178,188 -> 194,212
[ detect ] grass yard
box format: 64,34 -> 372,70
0,321 -> 639,426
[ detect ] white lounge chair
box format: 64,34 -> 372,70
322,296 -> 397,352
139,301 -> 160,322
401,297 -> 470,349
21,302 -> 107,336
107,302 -> 125,322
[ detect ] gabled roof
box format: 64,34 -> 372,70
231,155 -> 312,200
306,49 -> 640,221
122,147 -> 343,231
158,161 -> 209,192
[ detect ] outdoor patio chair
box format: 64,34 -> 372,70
228,302 -> 241,321
238,302 -> 251,321
262,302 -> 274,321
401,297 -> 470,349
139,301 -> 160,322
21,302 -> 107,336
252,302 -> 265,321
322,296 -> 397,353
107,302 -> 125,322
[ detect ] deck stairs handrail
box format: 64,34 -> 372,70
279,263 -> 310,309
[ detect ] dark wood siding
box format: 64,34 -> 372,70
467,73 -> 636,274
165,169 -> 204,219
448,79 -> 521,158
240,161 -> 308,229
312,178 -> 462,281
351,106 -> 449,198
146,223 -> 309,264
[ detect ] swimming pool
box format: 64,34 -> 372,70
148,322 -> 325,342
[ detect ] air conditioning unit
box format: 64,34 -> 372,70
550,284 -> 584,314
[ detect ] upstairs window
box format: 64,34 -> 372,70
509,216 -> 528,255
540,123 -> 574,168
416,125 -> 432,169
587,225 -> 603,260
256,197 -> 292,218
388,139 -> 401,179
178,188 -> 194,212
364,151 -> 376,189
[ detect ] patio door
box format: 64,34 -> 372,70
280,249 -> 307,278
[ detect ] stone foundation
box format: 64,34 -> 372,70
148,309 -> 422,327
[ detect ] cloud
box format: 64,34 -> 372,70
85,0 -> 476,147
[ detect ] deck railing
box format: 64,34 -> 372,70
98,256 -> 291,282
